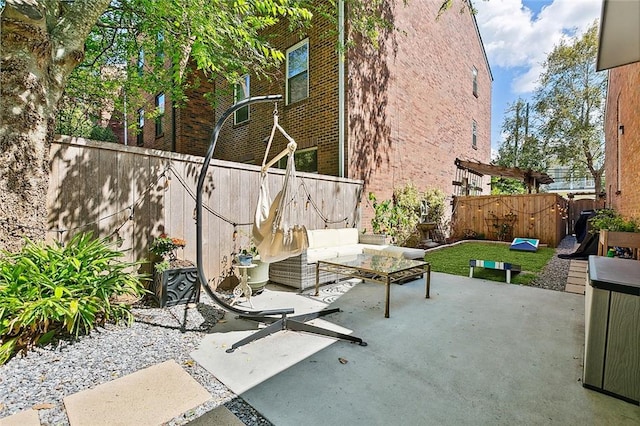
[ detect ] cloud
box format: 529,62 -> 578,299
474,0 -> 601,94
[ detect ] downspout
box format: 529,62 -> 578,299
123,92 -> 128,146
338,0 -> 345,178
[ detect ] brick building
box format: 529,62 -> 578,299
602,63 -> 640,218
598,0 -> 640,219
122,0 -> 492,228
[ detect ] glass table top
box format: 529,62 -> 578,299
319,253 -> 427,275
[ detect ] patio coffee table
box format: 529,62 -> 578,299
315,253 -> 430,318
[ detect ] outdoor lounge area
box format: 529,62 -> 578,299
4,1 -> 640,424
228,274 -> 638,424
4,257 -> 640,425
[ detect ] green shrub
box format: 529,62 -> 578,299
369,183 -> 446,246
588,209 -> 639,232
0,233 -> 148,364
89,125 -> 118,142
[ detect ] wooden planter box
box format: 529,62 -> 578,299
597,230 -> 640,259
154,267 -> 201,308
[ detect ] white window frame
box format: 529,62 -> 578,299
137,109 -> 144,146
472,120 -> 478,150
137,49 -> 144,76
155,93 -> 165,137
285,39 -> 309,105
234,74 -> 250,125
278,146 -> 318,173
472,66 -> 478,97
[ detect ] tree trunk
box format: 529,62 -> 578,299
1,1 -> 110,251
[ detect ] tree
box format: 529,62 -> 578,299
1,0 -> 459,252
492,98 -> 547,194
534,22 -> 606,195
0,0 -> 313,252
495,98 -> 547,171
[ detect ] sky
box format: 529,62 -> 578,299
472,0 -> 603,155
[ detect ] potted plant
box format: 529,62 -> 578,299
235,232 -> 268,294
588,209 -> 640,258
150,234 -> 200,307
237,248 -> 254,266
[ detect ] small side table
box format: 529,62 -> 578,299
231,264 -> 257,308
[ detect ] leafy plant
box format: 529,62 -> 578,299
234,229 -> 258,258
154,259 -> 171,274
150,234 -> 186,261
0,233 -> 147,364
369,183 -> 446,246
588,209 -> 639,233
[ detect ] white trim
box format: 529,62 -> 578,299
285,39 -> 309,105
233,74 -> 251,125
338,0 -> 345,178
278,146 -> 318,173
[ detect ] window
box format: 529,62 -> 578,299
234,75 -> 250,124
472,120 -> 477,150
278,147 -> 318,173
286,39 -> 309,105
472,66 -> 478,97
155,93 -> 165,137
137,109 -> 144,146
137,49 -> 144,76
156,32 -> 165,62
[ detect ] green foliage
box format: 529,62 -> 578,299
533,22 -> 606,193
149,234 -> 186,259
59,0 -> 315,130
492,98 -> 550,194
495,98 -> 548,170
588,209 -> 639,233
424,242 -> 555,285
0,234 -> 147,364
490,176 -> 526,195
58,1 -> 453,134
369,183 -> 446,246
89,126 -> 118,142
150,234 -> 186,272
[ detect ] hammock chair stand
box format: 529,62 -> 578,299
195,95 -> 366,353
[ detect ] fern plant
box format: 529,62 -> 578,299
0,233 -> 148,364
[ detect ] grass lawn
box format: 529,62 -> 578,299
424,241 -> 556,285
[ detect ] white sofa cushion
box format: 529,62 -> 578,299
304,228 -> 425,264
306,247 -> 341,263
307,228 -> 359,249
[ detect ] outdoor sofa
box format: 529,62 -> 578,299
268,228 -> 426,291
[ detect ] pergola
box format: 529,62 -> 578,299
454,158 -> 554,194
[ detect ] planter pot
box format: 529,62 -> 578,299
154,267 -> 200,308
238,254 -> 254,266
247,257 -> 269,293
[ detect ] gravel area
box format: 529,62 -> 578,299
0,290 -> 273,426
0,237 -> 579,424
528,235 -> 579,291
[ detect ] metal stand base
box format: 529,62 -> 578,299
226,308 -> 367,353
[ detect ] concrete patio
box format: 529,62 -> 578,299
193,272 -> 639,425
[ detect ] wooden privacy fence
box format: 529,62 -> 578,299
47,137 -> 363,282
451,193 -> 569,247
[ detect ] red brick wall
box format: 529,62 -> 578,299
110,91 -> 175,151
175,72 -> 216,157
128,0 -> 493,233
604,62 -> 640,219
349,0 -> 492,228
213,13 -> 339,171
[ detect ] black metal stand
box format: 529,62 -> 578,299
195,95 -> 366,353
227,307 -> 366,353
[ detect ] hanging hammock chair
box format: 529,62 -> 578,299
195,95 -> 365,353
252,106 -> 309,263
